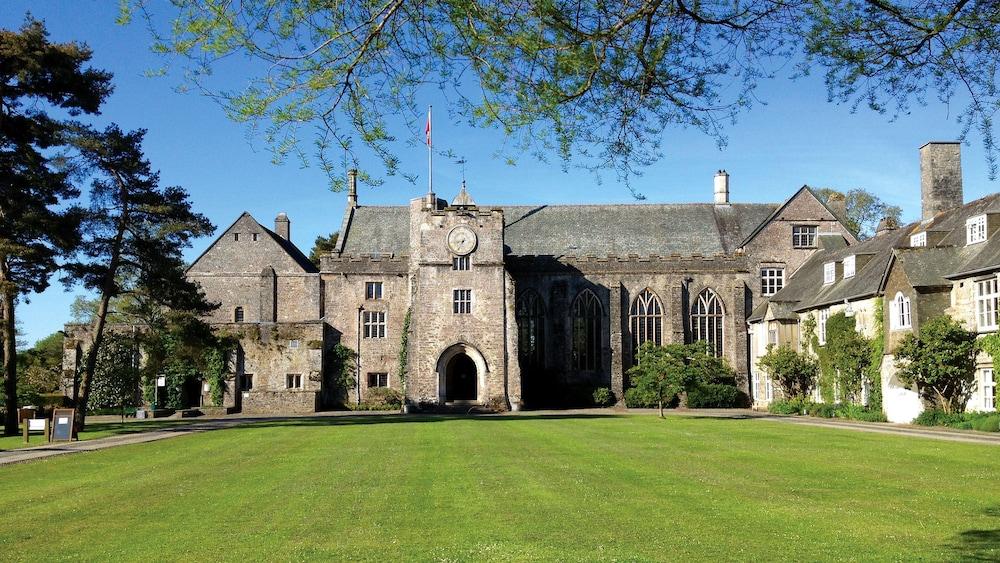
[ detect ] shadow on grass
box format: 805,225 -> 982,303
949,506 -> 1000,561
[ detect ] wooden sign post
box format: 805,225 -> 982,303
22,418 -> 49,445
50,408 -> 76,443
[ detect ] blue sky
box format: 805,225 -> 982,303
6,1 -> 996,347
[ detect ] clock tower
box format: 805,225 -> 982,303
406,184 -> 521,409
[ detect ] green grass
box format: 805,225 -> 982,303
0,419 -> 195,452
1,415 -> 998,561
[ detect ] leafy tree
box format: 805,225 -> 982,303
0,19 -> 112,435
813,188 -> 903,239
67,126 -> 215,430
627,342 -> 704,418
122,1 -> 1000,189
17,332 -> 66,395
758,344 -> 818,400
895,315 -> 978,414
309,231 -> 339,267
88,331 -> 141,421
824,312 -> 872,404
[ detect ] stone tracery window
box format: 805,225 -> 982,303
516,290 -> 545,369
630,289 -> 663,361
691,289 -> 725,357
572,289 -> 603,371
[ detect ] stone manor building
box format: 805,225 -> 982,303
177,171 -> 856,413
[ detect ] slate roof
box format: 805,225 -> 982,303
756,192 -> 1000,319
339,202 -> 778,257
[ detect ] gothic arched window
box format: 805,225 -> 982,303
691,289 -> 725,357
516,290 -> 545,369
572,289 -> 603,371
630,289 -> 663,361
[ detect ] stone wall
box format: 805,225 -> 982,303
242,390 -> 318,414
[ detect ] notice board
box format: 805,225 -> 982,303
51,408 -> 75,442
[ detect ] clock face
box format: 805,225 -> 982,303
447,225 -> 478,256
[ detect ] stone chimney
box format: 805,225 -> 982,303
714,170 -> 730,204
875,215 -> 899,237
920,142 -> 963,221
347,169 -> 358,208
274,212 -> 290,240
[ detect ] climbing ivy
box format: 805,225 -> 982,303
979,331 -> 1000,365
203,347 -> 227,407
865,298 -> 885,411
397,307 -> 411,385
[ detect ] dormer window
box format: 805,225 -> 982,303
910,232 -> 927,247
843,255 -> 856,278
967,215 -> 987,244
823,262 -> 835,285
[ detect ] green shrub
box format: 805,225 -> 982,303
592,387 -> 614,407
687,384 -> 744,408
358,387 -> 403,411
836,403 -> 887,422
625,387 -> 658,408
808,402 -> 838,418
768,397 -> 811,415
971,415 -> 1000,432
913,409 -> 967,427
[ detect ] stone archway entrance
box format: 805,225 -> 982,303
445,353 -> 478,401
436,343 -> 488,404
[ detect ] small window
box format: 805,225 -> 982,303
286,374 -> 302,389
240,374 -> 253,391
976,278 -> 999,331
452,255 -> 470,271
843,255 -> 856,279
234,307 -> 244,323
233,232 -> 240,242
767,329 -> 778,345
365,281 -> 383,300
981,368 -> 996,411
818,309 -> 830,344
890,292 -> 912,329
910,232 -> 927,247
823,262 -> 835,285
760,267 -> 784,296
453,289 -> 472,314
367,372 -> 389,388
289,339 -> 301,349
967,215 -> 988,244
793,225 -> 818,248
252,233 -> 258,242
363,311 -> 386,338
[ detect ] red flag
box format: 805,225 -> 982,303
425,107 -> 432,147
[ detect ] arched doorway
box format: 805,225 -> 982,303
436,343 -> 488,404
445,353 -> 478,401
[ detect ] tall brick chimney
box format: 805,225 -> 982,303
920,142 -> 963,221
275,212 -> 290,240
714,170 -> 730,204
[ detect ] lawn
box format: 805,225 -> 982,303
1,414 -> 998,561
0,419 -> 195,452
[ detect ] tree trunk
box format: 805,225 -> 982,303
1,279 -> 18,436
658,397 -> 664,419
75,287 -> 114,433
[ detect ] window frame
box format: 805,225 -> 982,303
630,289 -> 664,362
691,289 -> 725,358
365,281 -> 383,300
233,232 -> 240,242
817,309 -> 830,344
452,255 -> 471,271
843,255 -> 856,279
516,290 -> 546,369
792,225 -> 818,249
239,373 -> 253,391
823,262 -> 836,285
975,277 -> 999,331
967,215 -> 988,245
453,289 -> 472,314
910,232 -> 927,247
362,310 -> 386,339
234,307 -> 245,323
760,267 -> 785,296
285,373 -> 303,389
890,292 -> 912,330
571,289 -> 604,371
367,372 -> 389,388
982,368 -> 996,411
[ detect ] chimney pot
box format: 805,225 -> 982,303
275,212 -> 290,240
920,142 -> 963,220
714,170 -> 730,205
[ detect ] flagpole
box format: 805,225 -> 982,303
427,105 -> 433,197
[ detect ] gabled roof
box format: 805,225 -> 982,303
737,186 -> 856,248
187,212 -> 318,274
